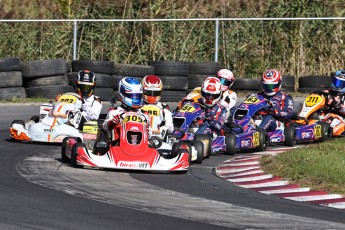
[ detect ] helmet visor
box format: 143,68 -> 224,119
262,82 -> 279,90
332,76 -> 345,90
143,89 -> 162,97
219,78 -> 233,87
78,84 -> 94,95
201,91 -> 220,100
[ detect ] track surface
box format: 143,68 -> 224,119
1,103 -> 345,229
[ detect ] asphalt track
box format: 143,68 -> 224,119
1,101 -> 345,229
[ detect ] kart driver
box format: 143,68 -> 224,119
176,69 -> 237,115
141,75 -> 174,135
251,69 -> 294,132
194,77 -> 228,137
102,77 -> 149,144
320,70 -> 345,126
75,70 -> 102,121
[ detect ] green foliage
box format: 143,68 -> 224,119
261,139 -> 345,195
0,0 -> 344,79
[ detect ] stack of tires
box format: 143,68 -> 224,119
281,75 -> 295,93
298,75 -> 330,93
149,61 -> 189,102
68,60 -> 115,102
112,64 -> 155,100
0,58 -> 26,100
22,59 -> 72,99
187,62 -> 221,93
232,78 -> 261,93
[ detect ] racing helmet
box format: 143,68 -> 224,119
141,75 -> 163,104
200,77 -> 222,107
118,77 -> 143,109
261,69 -> 282,96
76,70 -> 96,97
331,70 -> 345,93
217,69 -> 234,91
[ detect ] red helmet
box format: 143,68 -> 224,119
201,77 -> 222,107
261,69 -> 282,96
141,75 -> 163,104
217,69 -> 234,91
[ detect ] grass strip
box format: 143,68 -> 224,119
261,139 -> 345,196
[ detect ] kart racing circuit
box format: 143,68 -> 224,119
2,99 -> 345,230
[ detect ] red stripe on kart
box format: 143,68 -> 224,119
251,184 -> 300,192
235,177 -> 282,185
276,190 -> 329,198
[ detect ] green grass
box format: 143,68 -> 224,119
0,97 -> 51,104
261,138 -> 345,196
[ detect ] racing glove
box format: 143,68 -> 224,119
107,114 -> 121,130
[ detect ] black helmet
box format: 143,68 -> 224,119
76,70 -> 96,97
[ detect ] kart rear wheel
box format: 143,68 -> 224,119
29,115 -> 40,123
61,137 -> 70,163
11,120 -> 25,127
194,134 -> 212,158
225,133 -> 236,155
192,141 -> 204,164
284,125 -> 296,147
71,143 -> 85,168
172,142 -> 191,161
315,122 -> 331,143
257,129 -> 268,152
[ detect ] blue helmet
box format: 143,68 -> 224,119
118,77 -> 143,109
332,70 -> 345,93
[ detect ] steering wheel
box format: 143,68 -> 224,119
148,136 -> 163,149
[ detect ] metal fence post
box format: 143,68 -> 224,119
215,19 -> 219,63
73,19 -> 77,60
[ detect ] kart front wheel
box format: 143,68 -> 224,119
315,122 -> 331,143
61,137 -> 70,163
194,134 -> 212,158
71,143 -> 85,168
192,141 -> 204,164
284,126 -> 296,147
257,129 -> 268,152
225,133 -> 236,155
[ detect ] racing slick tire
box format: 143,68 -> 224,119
194,134 -> 212,158
314,122 -> 331,143
192,141 -> 204,164
225,133 -> 236,155
172,142 -> 191,162
284,125 -> 296,147
29,116 -> 39,123
256,129 -> 268,152
61,137 -> 70,163
71,142 -> 85,168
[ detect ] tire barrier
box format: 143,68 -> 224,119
0,57 -> 26,100
150,61 -> 190,102
0,57 -> 336,101
298,75 -> 330,93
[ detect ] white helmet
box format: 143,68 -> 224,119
217,69 -> 234,91
200,77 -> 222,107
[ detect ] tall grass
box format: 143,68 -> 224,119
0,0 -> 344,81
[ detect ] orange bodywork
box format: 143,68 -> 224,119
10,127 -> 31,141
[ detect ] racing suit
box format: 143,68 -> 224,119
141,101 -> 174,135
81,95 -> 102,121
257,91 -> 294,132
195,99 -> 228,137
322,89 -> 345,127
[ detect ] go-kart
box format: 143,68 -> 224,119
61,111 -> 190,172
9,92 -> 98,143
297,90 -> 342,137
224,94 -> 330,154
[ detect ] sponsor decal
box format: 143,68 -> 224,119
244,96 -> 260,104
241,139 -> 251,147
43,129 -> 53,132
270,137 -> 281,142
314,125 -> 322,138
57,94 -> 78,104
179,105 -> 196,113
252,132 -> 260,146
305,94 -> 322,107
141,105 -> 161,116
301,131 -> 312,139
119,161 -> 149,169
